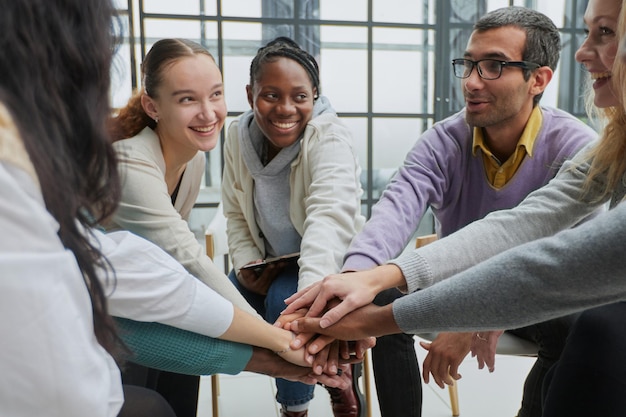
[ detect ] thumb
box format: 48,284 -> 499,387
419,341 -> 432,351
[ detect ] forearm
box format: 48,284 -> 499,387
393,203 -> 626,334
115,318 -> 252,376
220,307 -> 294,353
392,156 -> 606,293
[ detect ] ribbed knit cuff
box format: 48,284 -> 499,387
387,251 -> 433,294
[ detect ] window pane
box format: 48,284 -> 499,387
372,118 -> 426,197
143,0 -> 200,15
319,0 -> 367,21
203,0 -> 217,15
373,0 -> 434,24
224,55 -> 255,112
320,26 -> 368,113
373,28 -> 433,113
341,117 -> 368,172
111,43 -> 133,109
113,0 -> 128,10
451,1 -> 486,24
222,22 -> 262,112
222,0 -> 262,18
535,0 -> 568,26
144,18 -> 202,40
447,27 -> 472,113
557,32 -> 588,115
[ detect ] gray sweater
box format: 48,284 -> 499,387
391,144 -> 626,333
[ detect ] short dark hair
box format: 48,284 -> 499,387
474,6 -> 561,104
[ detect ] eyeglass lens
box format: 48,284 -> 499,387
454,59 -> 503,80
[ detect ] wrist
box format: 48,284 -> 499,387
368,264 -> 405,293
274,331 -> 295,355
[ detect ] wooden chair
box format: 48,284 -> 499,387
204,231 -> 223,417
205,208 -> 374,417
415,233 -> 539,417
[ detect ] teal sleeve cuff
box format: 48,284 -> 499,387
115,317 -> 252,376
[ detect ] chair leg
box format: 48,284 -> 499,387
363,351 -> 373,417
211,374 -> 220,417
447,380 -> 459,417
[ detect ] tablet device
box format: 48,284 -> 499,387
239,252 -> 300,272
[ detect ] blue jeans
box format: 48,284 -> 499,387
228,265 -> 315,407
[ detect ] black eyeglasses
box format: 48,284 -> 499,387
452,58 -> 541,80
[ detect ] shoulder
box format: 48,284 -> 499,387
412,110 -> 471,155
535,107 -> 597,158
304,112 -> 352,145
224,116 -> 245,151
114,127 -> 162,161
225,117 -> 242,141
539,106 -> 596,137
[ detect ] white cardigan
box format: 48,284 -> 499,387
222,112 -> 366,291
109,127 -> 257,315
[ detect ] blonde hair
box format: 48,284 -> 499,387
582,0 -> 626,198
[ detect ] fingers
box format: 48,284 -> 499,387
420,342 -> 434,385
475,356 -> 486,370
420,341 -> 462,388
307,334 -> 335,355
282,283 -> 320,315
292,332 -> 311,349
311,343 -> 331,375
274,310 -> 302,328
353,338 -> 375,359
317,298 -> 356,328
313,371 -> 349,390
291,317 -> 322,335
317,342 -> 339,376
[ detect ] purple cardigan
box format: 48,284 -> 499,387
343,106 -> 597,271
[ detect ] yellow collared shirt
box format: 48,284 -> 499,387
472,106 -> 542,188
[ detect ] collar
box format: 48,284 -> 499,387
472,105 -> 543,160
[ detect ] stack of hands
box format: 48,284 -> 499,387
272,270 -> 506,389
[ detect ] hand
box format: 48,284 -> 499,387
284,267 -> 398,328
291,303 -> 397,341
275,332 -> 313,368
420,332 -> 473,388
275,308 -> 321,358
309,339 -> 340,375
470,330 -> 504,372
246,347 -> 349,389
238,261 -> 284,295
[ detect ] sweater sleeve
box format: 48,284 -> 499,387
296,114 -> 365,290
111,140 -> 259,317
389,146 -> 609,293
115,318 -> 251,376
393,200 -> 626,334
96,230 -> 234,338
343,113 -> 469,271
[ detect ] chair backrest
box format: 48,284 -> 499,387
415,233 -> 438,248
205,203 -> 230,274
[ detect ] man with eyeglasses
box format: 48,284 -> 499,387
340,7 -> 597,417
